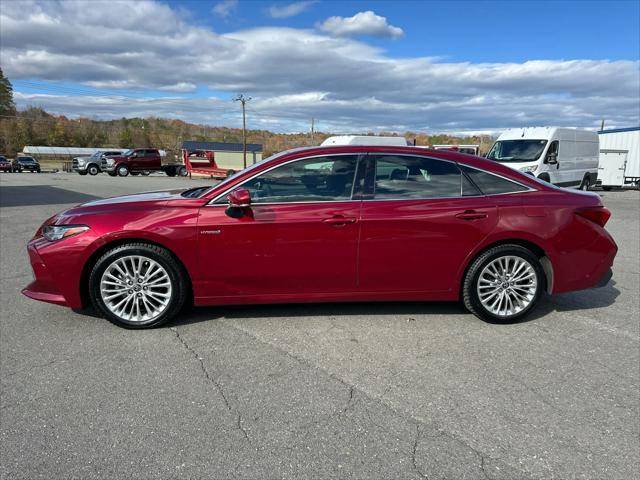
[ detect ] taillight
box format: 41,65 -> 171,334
575,206 -> 611,227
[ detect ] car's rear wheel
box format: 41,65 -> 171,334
463,244 -> 544,323
117,165 -> 129,177
89,243 -> 187,328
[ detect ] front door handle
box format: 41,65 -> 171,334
455,210 -> 487,221
323,215 -> 357,226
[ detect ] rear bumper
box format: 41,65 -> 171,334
594,267 -> 613,288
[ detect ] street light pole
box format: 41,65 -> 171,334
233,94 -> 251,168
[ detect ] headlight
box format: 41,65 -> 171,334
520,165 -> 538,173
42,225 -> 89,241
77,159 -> 85,165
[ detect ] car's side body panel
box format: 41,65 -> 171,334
194,202 -> 361,301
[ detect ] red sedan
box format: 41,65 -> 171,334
23,146 -> 617,328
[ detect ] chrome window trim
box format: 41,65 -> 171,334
207,152 -> 364,205
206,151 -> 537,207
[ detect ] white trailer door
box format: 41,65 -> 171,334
598,150 -> 628,187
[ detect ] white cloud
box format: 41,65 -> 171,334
212,0 -> 238,18
2,1 -> 639,133
269,1 -> 317,19
317,11 -> 404,39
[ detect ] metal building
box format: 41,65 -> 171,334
598,127 -> 640,188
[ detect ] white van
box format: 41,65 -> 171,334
487,127 -> 599,189
321,135 -> 410,146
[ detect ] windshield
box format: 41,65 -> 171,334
18,157 -> 35,162
121,149 -> 134,156
487,140 -> 547,162
91,151 -> 104,159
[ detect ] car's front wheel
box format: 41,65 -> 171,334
117,165 -> 129,177
88,164 -> 99,175
463,244 -> 544,323
89,243 -> 188,328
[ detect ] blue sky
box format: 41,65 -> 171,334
2,0 -> 639,133
173,0 -> 640,61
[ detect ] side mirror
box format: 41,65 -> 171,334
225,188 -> 251,218
545,153 -> 557,165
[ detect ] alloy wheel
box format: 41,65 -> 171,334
99,255 -> 172,324
476,255 -> 538,318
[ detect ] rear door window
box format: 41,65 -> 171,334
370,155 -> 462,199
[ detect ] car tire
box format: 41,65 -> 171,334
226,169 -> 236,178
89,243 -> 188,329
178,166 -> 187,177
117,165 -> 129,177
165,167 -> 177,177
35,167 -> 41,173
579,174 -> 591,191
88,165 -> 99,176
463,244 -> 544,323
108,172 -> 117,177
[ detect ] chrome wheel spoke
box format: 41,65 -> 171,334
100,255 -> 172,324
477,255 -> 538,318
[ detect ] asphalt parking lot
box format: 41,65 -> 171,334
1,172 -> 638,479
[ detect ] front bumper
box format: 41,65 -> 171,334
22,242 -> 69,306
73,163 -> 88,172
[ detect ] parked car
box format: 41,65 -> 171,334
13,155 -> 41,173
487,127 -> 599,190
23,145 -> 617,329
0,155 -> 12,172
73,150 -> 124,176
101,148 -> 184,177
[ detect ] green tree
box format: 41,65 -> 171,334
119,128 -> 133,148
0,68 -> 16,117
48,120 -> 70,145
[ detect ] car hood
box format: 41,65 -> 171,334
57,189 -> 191,219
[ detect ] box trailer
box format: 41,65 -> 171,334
597,127 -> 639,189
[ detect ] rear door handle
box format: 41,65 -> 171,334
323,216 -> 357,226
455,210 -> 487,221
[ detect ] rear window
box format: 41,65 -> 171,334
461,166 -> 529,195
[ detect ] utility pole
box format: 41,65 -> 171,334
310,118 -> 315,145
233,94 -> 251,168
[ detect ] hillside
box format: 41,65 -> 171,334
0,107 -> 494,158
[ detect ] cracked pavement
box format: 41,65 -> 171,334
1,173 -> 639,479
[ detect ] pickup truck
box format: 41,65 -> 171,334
101,148 -> 186,177
73,150 -> 124,175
